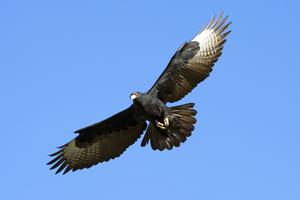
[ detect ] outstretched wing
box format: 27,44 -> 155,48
48,105 -> 147,174
148,13 -> 231,103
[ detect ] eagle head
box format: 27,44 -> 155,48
130,92 -> 142,100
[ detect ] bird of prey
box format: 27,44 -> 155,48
48,13 -> 231,174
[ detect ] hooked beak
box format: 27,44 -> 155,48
130,93 -> 137,100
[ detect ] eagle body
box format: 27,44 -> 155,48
131,92 -> 170,123
48,13 -> 232,174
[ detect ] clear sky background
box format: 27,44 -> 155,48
1,0 -> 299,199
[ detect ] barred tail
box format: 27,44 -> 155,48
141,103 -> 197,151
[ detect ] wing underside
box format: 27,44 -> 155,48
148,13 -> 231,103
48,106 -> 147,174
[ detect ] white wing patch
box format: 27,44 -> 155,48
192,29 -> 214,45
190,13 -> 231,66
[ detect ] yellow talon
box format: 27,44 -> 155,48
156,121 -> 166,129
164,117 -> 169,127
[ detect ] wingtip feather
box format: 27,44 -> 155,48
49,149 -> 62,157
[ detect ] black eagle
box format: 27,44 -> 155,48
48,13 -> 231,174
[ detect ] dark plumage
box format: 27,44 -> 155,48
48,13 -> 231,174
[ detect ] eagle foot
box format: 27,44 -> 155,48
155,117 -> 170,130
164,117 -> 169,127
156,121 -> 166,129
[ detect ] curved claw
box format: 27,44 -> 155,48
164,117 -> 169,127
156,121 -> 166,129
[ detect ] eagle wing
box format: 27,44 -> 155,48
48,105 -> 147,174
148,13 -> 231,103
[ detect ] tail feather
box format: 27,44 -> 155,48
141,103 -> 197,151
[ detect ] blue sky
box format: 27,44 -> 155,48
1,0 -> 299,199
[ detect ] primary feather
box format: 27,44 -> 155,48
148,13 -> 231,102
48,106 -> 147,174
